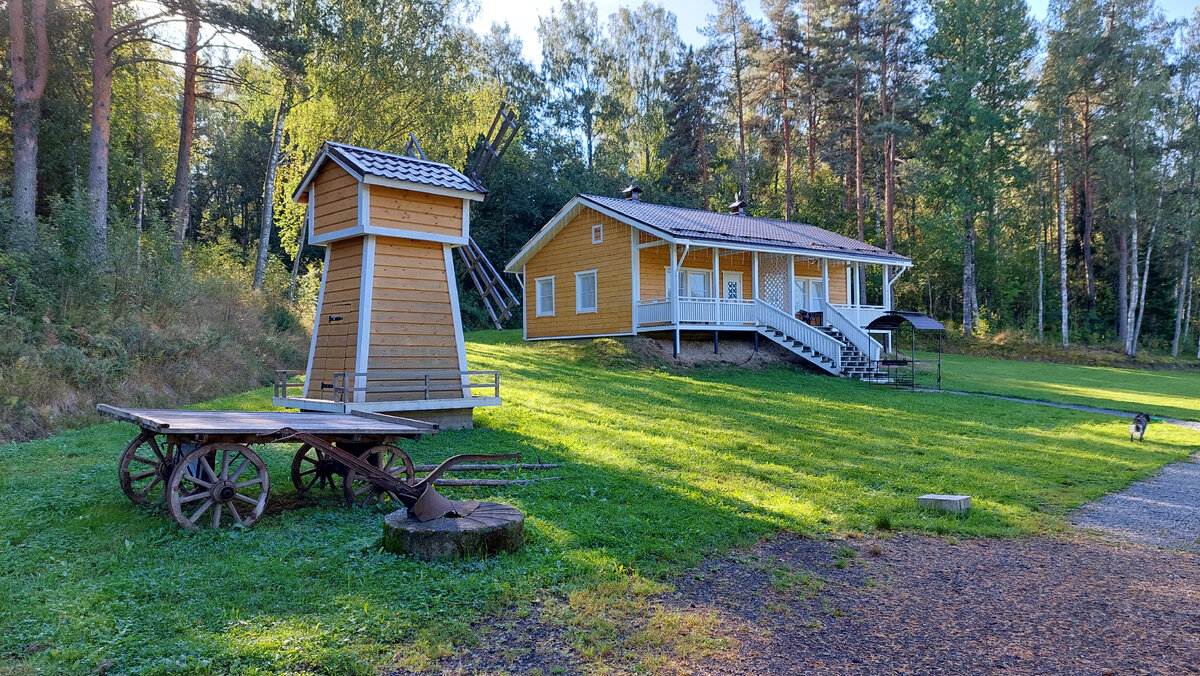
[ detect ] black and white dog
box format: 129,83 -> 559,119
1130,412 -> 1151,442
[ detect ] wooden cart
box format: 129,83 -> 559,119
99,404 -> 440,530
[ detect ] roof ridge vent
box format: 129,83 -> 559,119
728,193 -> 747,216
621,183 -> 643,201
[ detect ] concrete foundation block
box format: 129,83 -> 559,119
917,494 -> 971,513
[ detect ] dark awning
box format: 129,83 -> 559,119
866,311 -> 945,331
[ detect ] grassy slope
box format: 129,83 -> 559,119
929,351 -> 1200,421
1,330 -> 1196,675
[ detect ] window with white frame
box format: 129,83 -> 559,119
576,270 -> 598,313
665,267 -> 712,298
591,224 -> 603,244
535,277 -> 555,317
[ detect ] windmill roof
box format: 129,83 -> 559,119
293,141 -> 486,201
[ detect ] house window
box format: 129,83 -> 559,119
535,277 -> 555,317
591,224 -> 603,244
665,267 -> 712,298
576,270 -> 598,313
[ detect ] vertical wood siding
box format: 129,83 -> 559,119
637,242 -> 752,299
369,186 -> 464,238
524,209 -> 633,338
312,163 -> 359,237
308,238 -> 363,399
367,237 -> 462,400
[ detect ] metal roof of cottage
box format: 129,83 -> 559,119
505,193 -> 911,272
579,194 -> 908,263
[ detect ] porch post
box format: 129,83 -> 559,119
710,248 -> 720,324
882,264 -> 892,311
631,229 -> 641,331
751,252 -> 759,300
821,258 -> 830,306
670,243 -> 680,357
787,254 -> 795,315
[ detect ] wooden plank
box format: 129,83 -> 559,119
95,407 -> 434,437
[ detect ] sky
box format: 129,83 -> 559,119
470,0 -> 1200,65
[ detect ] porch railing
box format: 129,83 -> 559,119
637,297 -> 756,327
817,299 -> 883,361
827,303 -> 888,328
755,300 -> 842,371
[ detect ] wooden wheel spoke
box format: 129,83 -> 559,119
297,468 -> 316,477
304,474 -> 319,490
237,477 -> 264,489
220,450 -> 232,480
200,457 -> 217,483
190,499 -> 214,524
212,504 -> 222,529
184,472 -> 213,489
233,492 -> 262,507
136,476 -> 162,498
130,454 -> 158,466
179,490 -> 210,504
229,503 -> 244,525
230,457 -> 251,482
130,469 -> 157,481
147,436 -> 165,462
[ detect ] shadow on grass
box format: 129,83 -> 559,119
0,330 -> 1196,674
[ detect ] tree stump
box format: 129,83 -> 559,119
383,502 -> 524,561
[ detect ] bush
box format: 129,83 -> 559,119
0,202 -> 313,442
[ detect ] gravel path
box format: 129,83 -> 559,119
1072,456 -> 1200,551
402,534 -> 1200,675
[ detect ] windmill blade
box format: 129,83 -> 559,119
456,237 -> 520,330
403,132 -> 427,160
466,103 -> 521,188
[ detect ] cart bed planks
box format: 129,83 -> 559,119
97,404 -> 435,438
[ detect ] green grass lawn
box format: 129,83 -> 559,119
927,351 -> 1200,421
1,330 -> 1196,675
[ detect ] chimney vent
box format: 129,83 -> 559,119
621,184 -> 643,201
728,193 -> 747,216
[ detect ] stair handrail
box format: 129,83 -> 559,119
817,298 -> 882,362
755,300 -> 842,371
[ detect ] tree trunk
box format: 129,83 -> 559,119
881,20 -> 895,252
1125,152 -> 1140,357
1117,230 -> 1129,343
88,0 -> 114,262
8,0 -> 49,251
253,80 -> 293,291
1081,94 -> 1096,309
171,17 -> 201,258
781,68 -> 793,221
1037,175 -> 1044,342
288,212 -> 306,301
1173,165 -> 1195,358
854,68 -> 865,243
1057,141 -> 1069,348
733,34 -> 748,199
962,210 -> 978,335
1132,171 -> 1164,354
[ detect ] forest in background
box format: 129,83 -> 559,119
2,0 -> 1200,438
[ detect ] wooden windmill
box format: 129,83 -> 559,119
273,108 -> 520,429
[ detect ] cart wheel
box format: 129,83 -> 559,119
167,443 -> 270,530
290,443 -> 342,492
342,444 -> 416,509
118,432 -> 180,505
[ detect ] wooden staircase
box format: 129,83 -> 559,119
754,303 -> 889,382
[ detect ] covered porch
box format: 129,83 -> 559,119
633,240 -> 905,334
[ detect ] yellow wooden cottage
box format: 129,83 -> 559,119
273,142 -> 501,428
505,188 -> 914,380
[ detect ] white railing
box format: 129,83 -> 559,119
637,297 -> 756,327
818,299 -> 883,361
828,303 -> 888,328
755,300 -> 842,371
637,298 -> 672,325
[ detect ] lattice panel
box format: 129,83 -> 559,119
758,254 -> 788,308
